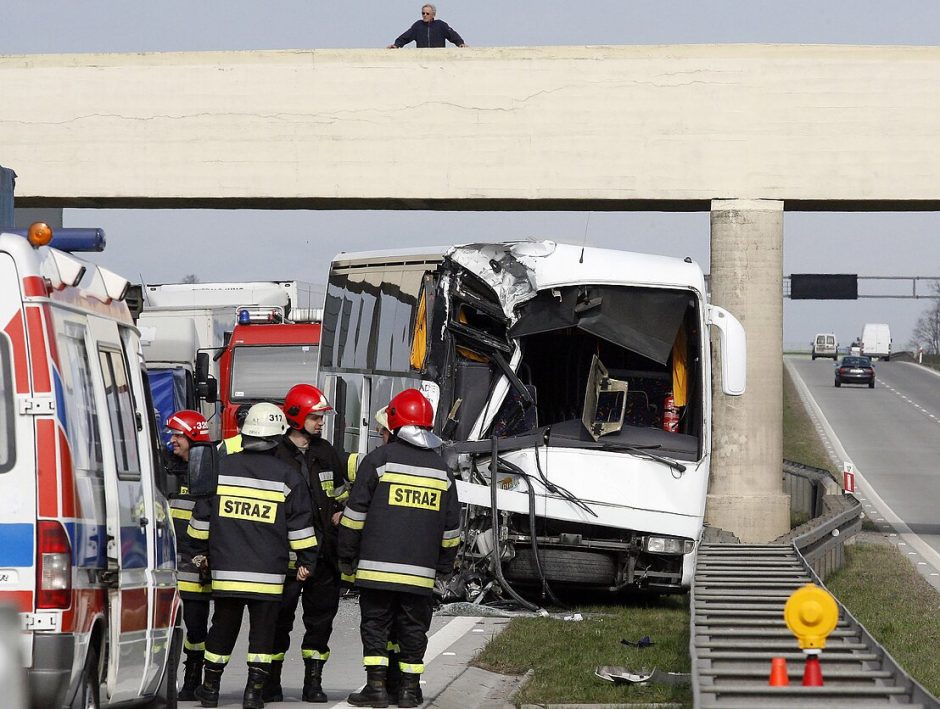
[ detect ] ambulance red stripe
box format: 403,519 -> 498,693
58,428 -> 76,518
4,310 -> 29,393
36,419 -> 58,517
25,306 -> 51,393
0,590 -> 33,613
22,276 -> 46,298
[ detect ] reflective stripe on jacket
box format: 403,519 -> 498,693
338,440 -> 460,595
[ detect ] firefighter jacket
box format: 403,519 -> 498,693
166,444 -> 223,598
338,439 -> 461,596
186,447 -> 318,601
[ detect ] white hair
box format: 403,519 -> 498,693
422,4 -> 436,15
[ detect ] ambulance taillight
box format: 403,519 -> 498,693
36,521 -> 71,609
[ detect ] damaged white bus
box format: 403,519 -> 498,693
319,241 -> 745,599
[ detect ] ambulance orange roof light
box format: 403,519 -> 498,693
27,222 -> 53,248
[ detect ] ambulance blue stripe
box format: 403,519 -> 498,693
0,524 -> 34,566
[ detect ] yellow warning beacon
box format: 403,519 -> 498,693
784,583 -> 839,650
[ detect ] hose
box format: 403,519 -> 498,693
489,436 -> 541,612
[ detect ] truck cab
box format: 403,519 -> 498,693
217,306 -> 321,438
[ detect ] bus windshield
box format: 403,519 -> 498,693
230,345 -> 319,401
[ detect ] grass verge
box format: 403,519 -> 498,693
473,596 -> 690,706
827,543 -> 940,696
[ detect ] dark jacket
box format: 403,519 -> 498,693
338,439 -> 461,596
187,448 -> 318,601
274,435 -> 345,565
394,19 -> 464,48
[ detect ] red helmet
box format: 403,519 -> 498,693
386,389 -> 434,430
165,409 -> 211,443
283,384 -> 333,430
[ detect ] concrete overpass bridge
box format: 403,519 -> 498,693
3,44 -> 939,542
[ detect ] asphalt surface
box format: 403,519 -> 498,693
179,594 -> 519,708
786,357 -> 940,590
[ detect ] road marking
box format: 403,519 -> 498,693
785,360 -> 940,586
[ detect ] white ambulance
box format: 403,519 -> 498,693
0,225 -> 181,707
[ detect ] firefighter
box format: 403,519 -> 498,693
187,402 -> 319,709
265,383 -> 347,703
164,409 -> 220,701
224,403 -> 252,454
339,389 -> 461,708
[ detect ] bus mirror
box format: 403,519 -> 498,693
198,377 -> 218,405
707,305 -> 747,396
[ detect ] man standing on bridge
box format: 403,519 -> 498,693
388,4 -> 467,48
339,389 -> 461,708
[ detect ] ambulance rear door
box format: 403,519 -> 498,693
87,315 -> 155,702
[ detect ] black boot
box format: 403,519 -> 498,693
178,649 -> 204,700
302,657 -> 328,702
347,666 -> 389,708
243,664 -> 269,709
194,662 -> 224,708
261,660 -> 283,702
397,672 -> 423,708
385,654 -> 400,700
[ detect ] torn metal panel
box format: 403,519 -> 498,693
445,241 -> 554,320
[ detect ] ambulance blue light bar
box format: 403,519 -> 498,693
12,227 -> 106,252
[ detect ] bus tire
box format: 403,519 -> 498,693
505,549 -> 616,585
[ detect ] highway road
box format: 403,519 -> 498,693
787,357 -> 940,589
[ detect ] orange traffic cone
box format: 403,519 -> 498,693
768,657 -> 789,686
802,654 -> 824,686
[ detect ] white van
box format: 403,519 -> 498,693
861,323 -> 892,361
0,226 -> 181,708
811,333 -> 838,360
319,241 -> 746,595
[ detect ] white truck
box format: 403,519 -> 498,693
135,281 -> 323,438
319,241 -> 746,597
860,323 -> 892,361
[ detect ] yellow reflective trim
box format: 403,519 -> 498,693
187,527 -> 209,540
212,580 -> 283,595
170,508 -> 192,521
341,516 -> 364,530
363,655 -> 389,667
205,651 -> 230,664
347,453 -> 358,481
441,537 -> 461,548
178,581 -> 212,594
290,536 -> 318,550
247,653 -> 273,663
216,485 -> 286,503
302,649 -> 331,660
386,641 -> 400,652
399,662 -> 424,674
341,572 -> 356,583
184,640 -> 206,652
336,491 -> 350,503
380,472 -> 448,491
355,569 -> 435,589
272,652 -> 285,662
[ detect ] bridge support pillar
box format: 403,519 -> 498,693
707,199 -> 790,542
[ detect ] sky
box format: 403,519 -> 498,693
2,1 -> 939,349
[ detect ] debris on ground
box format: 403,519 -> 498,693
595,666 -> 690,686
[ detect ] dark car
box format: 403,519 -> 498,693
835,356 -> 875,388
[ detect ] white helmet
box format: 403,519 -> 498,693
241,403 -> 289,439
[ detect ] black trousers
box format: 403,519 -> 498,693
204,596 -> 279,665
181,596 -> 211,650
273,558 -> 341,659
359,588 -> 433,668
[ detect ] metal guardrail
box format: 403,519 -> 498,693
691,473 -> 940,707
